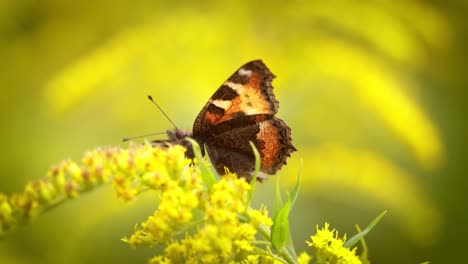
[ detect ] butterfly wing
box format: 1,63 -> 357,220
193,60 -> 278,135
204,115 -> 295,177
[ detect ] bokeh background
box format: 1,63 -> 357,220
1,1 -> 467,263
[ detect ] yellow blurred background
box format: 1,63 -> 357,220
1,1 -> 467,263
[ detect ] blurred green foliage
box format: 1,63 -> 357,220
1,0 -> 467,263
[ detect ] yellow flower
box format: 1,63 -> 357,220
233,224 -> 256,252
298,252 -> 312,264
164,240 -> 186,262
306,223 -> 361,264
248,206 -> 273,227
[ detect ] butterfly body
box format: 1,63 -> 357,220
163,60 -> 295,179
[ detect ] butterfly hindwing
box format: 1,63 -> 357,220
204,116 -> 295,176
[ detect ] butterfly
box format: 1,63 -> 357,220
159,60 -> 296,180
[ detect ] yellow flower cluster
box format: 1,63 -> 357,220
0,146 -> 122,235
123,145 -> 203,246
306,223 -> 361,264
0,142 -> 284,263
128,168 -> 274,263
0,143 -> 190,236
0,141 -> 373,263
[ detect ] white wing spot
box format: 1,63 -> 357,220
245,108 -> 260,115
211,99 -> 232,110
238,68 -> 252,77
224,81 -> 245,93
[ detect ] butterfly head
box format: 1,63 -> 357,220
166,129 -> 192,141
165,129 -> 197,159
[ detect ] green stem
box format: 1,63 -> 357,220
242,210 -> 297,264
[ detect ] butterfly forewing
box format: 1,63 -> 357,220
193,60 -> 279,136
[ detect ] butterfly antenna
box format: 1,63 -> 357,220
121,132 -> 167,142
147,94 -> 179,130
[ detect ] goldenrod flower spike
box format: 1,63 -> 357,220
1,141 -> 384,263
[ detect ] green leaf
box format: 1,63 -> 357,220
289,159 -> 303,208
344,210 -> 387,248
283,160 -> 303,259
185,138 -> 218,190
271,163 -> 303,252
355,225 -> 370,264
246,142 -> 260,206
271,195 -> 291,250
